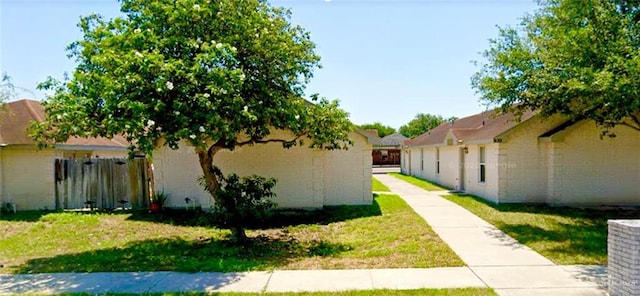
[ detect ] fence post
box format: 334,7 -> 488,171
608,219 -> 640,296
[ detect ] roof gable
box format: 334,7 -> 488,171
405,108 -> 536,147
380,133 -> 408,146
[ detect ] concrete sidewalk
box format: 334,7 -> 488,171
0,268 -> 486,294
374,174 -> 608,296
0,174 -> 608,295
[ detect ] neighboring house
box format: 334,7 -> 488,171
372,133 -> 407,166
153,129 -> 375,209
402,108 -> 640,206
0,99 -> 132,211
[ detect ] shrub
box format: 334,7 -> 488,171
211,173 -> 277,242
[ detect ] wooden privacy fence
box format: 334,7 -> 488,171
54,158 -> 150,210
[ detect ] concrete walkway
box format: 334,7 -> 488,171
374,174 -> 608,296
0,175 -> 608,295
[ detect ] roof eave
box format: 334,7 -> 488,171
54,144 -> 129,151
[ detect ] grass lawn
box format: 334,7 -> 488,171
0,194 -> 463,274
372,177 -> 390,192
65,289 -> 496,296
442,193 -> 640,265
388,173 -> 449,191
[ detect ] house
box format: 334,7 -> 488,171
153,128 -> 374,209
372,133 -> 407,166
402,108 -> 640,205
0,99 -> 135,211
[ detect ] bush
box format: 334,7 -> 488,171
211,173 -> 277,241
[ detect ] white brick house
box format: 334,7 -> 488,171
154,129 -> 374,209
402,109 -> 640,205
0,100 -> 129,210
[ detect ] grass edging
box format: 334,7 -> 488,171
372,177 -> 390,192
388,173 -> 449,191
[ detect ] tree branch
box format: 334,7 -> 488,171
235,132 -> 308,148
621,121 -> 640,131
604,120 -> 640,132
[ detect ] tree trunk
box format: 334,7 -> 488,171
196,145 -> 248,244
231,226 -> 248,244
196,146 -> 221,204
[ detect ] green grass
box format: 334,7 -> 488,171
389,173 -> 449,191
64,289 -> 496,296
372,177 -> 390,192
442,193 -> 640,265
0,194 -> 463,274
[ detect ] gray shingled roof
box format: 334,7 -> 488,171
380,133 -> 408,146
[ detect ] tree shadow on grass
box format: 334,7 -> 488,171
14,233 -> 352,274
126,194 -> 383,230
0,210 -> 55,222
495,222 -> 608,262
457,194 -> 640,263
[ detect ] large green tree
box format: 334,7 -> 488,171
358,122 -> 396,138
32,0 -> 353,240
399,113 -> 454,138
473,0 -> 640,132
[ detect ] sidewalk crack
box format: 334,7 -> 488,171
262,270 -> 274,293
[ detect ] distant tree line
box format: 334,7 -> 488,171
359,113 -> 457,139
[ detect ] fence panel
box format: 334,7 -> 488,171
54,158 -> 149,210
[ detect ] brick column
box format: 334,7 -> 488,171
608,220 -> 640,296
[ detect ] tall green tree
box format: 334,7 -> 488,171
358,122 -> 396,138
31,0 -> 353,241
473,0 -> 640,133
399,113 -> 453,138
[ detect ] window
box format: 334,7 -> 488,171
436,148 -> 440,174
479,146 -> 486,183
420,149 -> 424,171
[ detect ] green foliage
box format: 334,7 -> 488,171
211,174 -> 277,232
358,122 -> 396,138
30,0 -> 353,155
473,0 -> 640,133
0,73 -> 14,105
398,113 -> 454,138
150,191 -> 169,206
28,0 -> 353,241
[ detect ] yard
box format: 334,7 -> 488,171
442,193 -> 640,265
0,194 -> 463,274
388,173 -> 640,265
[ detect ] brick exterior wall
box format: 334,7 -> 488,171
608,220 -> 640,296
154,130 -> 372,209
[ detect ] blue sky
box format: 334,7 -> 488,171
0,0 -> 538,129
